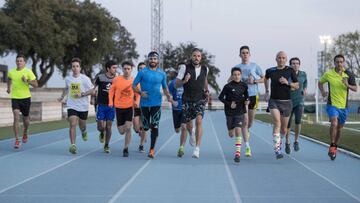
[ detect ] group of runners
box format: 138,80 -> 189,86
5,47 -> 357,162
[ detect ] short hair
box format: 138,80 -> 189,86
192,48 -> 201,54
334,54 -> 345,62
105,60 -> 117,71
137,62 -> 146,69
121,61 -> 133,67
71,57 -> 81,65
239,46 -> 250,53
289,57 -> 301,65
16,54 -> 26,60
231,67 -> 242,74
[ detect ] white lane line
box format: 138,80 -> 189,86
108,132 -> 176,203
251,127 -> 360,203
209,115 -> 242,203
0,137 -> 122,195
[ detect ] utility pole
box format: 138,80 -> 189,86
151,0 -> 163,67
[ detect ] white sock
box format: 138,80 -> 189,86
245,142 -> 250,148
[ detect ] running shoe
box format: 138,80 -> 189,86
189,128 -> 196,147
14,139 -> 20,149
82,131 -> 88,141
69,144 -> 77,154
293,141 -> 300,152
234,154 -> 240,163
275,150 -> 283,159
138,145 -> 145,153
245,146 -> 252,157
177,146 -> 185,157
99,132 -> 104,143
123,148 -> 129,157
285,143 -> 291,154
22,134 -> 28,143
328,146 -> 337,161
192,147 -> 200,159
104,145 -> 110,153
148,149 -> 155,159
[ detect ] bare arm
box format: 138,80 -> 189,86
6,79 -> 11,94
318,81 -> 327,97
57,87 -> 68,102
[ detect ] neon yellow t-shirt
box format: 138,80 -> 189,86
7,67 -> 36,99
319,68 -> 349,109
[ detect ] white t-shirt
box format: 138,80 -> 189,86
65,74 -> 94,112
177,64 -> 207,80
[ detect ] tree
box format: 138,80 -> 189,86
328,31 -> 360,77
161,42 -> 221,93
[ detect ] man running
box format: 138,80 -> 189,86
7,54 -> 38,149
93,60 -> 117,153
58,58 -> 94,154
318,54 -> 357,160
133,51 -> 171,158
176,48 -> 209,158
264,51 -> 299,159
285,57 -> 307,154
109,61 -> 137,157
219,67 -> 249,163
234,46 -> 264,157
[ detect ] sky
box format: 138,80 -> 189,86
1,0 -> 360,93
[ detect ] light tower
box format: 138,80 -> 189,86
151,0 -> 163,59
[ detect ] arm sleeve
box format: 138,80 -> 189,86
319,72 -> 328,84
303,72 -> 308,88
161,72 -> 167,88
218,86 -> 231,106
291,69 -> 298,83
265,69 -> 270,79
255,65 -> 263,78
28,69 -> 36,81
133,71 -> 142,87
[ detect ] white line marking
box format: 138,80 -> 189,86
209,115 -> 242,203
107,133 -> 176,203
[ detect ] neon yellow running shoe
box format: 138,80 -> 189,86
82,131 -> 88,141
69,144 -> 77,154
177,146 -> 185,158
245,146 -> 252,157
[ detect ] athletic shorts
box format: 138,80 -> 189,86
182,101 -> 205,123
134,107 -> 141,117
172,110 -> 184,129
67,109 -> 88,120
287,105 -> 304,128
96,104 -> 115,121
248,96 -> 258,110
116,107 -> 133,126
268,99 -> 292,117
326,105 -> 349,125
226,115 -> 244,130
11,98 -> 31,117
140,106 -> 161,131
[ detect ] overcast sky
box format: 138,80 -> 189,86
1,0 -> 360,93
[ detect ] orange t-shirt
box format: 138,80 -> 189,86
109,76 -> 139,108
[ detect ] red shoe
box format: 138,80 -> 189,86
14,139 -> 20,149
328,146 -> 337,161
22,134 -> 28,143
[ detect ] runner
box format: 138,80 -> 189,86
176,48 -> 209,158
219,67 -> 249,163
109,61 -> 137,157
285,57 -> 307,154
58,57 -> 94,154
133,51 -> 171,158
264,51 -> 299,159
318,54 -> 357,160
93,60 -> 117,153
7,54 -> 38,149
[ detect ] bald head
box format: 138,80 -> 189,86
276,51 -> 287,68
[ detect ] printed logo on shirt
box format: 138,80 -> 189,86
70,82 -> 81,99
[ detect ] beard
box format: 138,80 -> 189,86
192,60 -> 200,66
149,61 -> 158,68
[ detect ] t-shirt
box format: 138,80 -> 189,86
109,76 -> 138,109
133,67 -> 167,107
218,81 -> 248,116
290,70 -> 307,107
65,74 -> 94,112
234,62 -> 263,96
265,66 -> 298,100
95,73 -> 115,105
7,67 -> 36,99
168,79 -> 184,111
319,68 -> 354,109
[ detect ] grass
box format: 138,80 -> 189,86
0,117 -> 96,141
255,114 -> 360,155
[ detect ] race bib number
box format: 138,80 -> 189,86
70,83 -> 81,99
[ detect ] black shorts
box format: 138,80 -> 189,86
116,107 -> 133,126
287,105 -> 304,128
67,109 -> 88,120
268,99 -> 292,117
134,108 -> 141,117
226,115 -> 244,130
172,110 -> 184,129
182,101 -> 205,123
248,96 -> 258,110
12,98 -> 31,117
140,106 -> 161,131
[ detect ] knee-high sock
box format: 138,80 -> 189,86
150,127 -> 159,150
273,133 -> 281,152
235,136 -> 242,156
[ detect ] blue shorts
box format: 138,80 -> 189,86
326,105 -> 349,125
96,104 -> 115,121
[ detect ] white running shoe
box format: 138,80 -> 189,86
192,147 -> 200,158
189,128 -> 196,147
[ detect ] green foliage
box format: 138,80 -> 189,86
161,41 -> 221,93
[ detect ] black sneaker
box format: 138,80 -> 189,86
293,141 -> 300,151
285,143 -> 291,154
123,148 -> 129,157
275,151 -> 284,159
138,145 -> 144,153
234,155 -> 240,163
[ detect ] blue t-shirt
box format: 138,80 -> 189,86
133,67 -> 167,107
235,62 -> 263,96
168,79 -> 183,111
